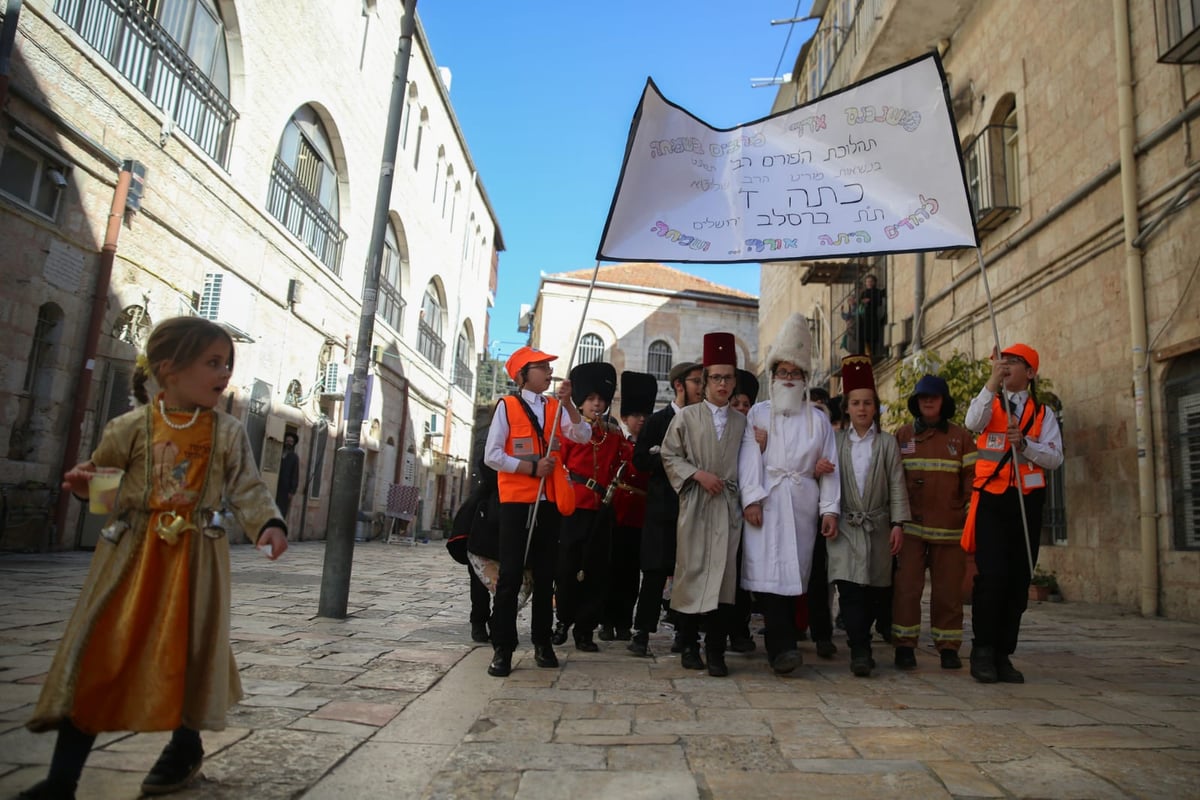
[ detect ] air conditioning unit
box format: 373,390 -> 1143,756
320,362 -> 348,400
198,272 -> 256,342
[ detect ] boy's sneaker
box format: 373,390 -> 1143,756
141,738 -> 204,795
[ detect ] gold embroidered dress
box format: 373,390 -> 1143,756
28,401 -> 282,735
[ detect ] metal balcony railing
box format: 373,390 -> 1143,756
53,0 -> 238,167
453,358 -> 474,395
417,319 -> 444,368
267,157 -> 347,275
377,282 -> 405,332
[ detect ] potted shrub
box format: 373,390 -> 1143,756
1029,568 -> 1059,601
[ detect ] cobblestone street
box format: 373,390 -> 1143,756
2,541 -> 1199,799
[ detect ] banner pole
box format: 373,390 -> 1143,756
974,247 -> 1036,578
525,260 -> 604,563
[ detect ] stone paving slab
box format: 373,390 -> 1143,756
1,541 -> 1200,799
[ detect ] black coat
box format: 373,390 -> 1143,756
464,458 -> 501,561
634,404 -> 678,571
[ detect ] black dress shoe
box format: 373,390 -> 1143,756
707,651 -> 729,677
597,625 -> 616,641
627,631 -> 650,657
681,648 -> 706,670
141,738 -> 204,795
487,648 -> 513,677
969,645 -> 998,683
614,628 -> 633,641
894,646 -> 917,670
551,621 -> 569,646
850,647 -> 873,677
574,633 -> 600,652
728,635 -> 757,653
16,779 -> 77,800
771,649 -> 802,675
670,634 -> 686,653
815,640 -> 837,659
995,655 -> 1025,683
534,643 -> 559,668
470,622 -> 490,643
940,649 -> 963,670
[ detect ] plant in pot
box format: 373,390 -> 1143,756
1029,568 -> 1059,601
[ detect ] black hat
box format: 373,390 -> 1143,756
907,374 -> 956,421
620,371 -> 658,416
570,362 -> 617,408
667,361 -> 700,386
734,369 -> 759,404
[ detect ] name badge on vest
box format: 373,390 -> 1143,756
1022,471 -> 1046,490
985,433 -> 1007,451
512,437 -> 535,456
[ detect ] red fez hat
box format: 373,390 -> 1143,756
505,346 -> 557,380
703,332 -> 737,368
1000,343 -> 1040,373
841,354 -> 876,395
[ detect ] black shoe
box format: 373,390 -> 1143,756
729,634 -> 757,653
574,632 -> 599,652
534,643 -> 559,668
627,631 -> 650,657
551,621 -> 569,646
681,648 -> 706,670
16,779 -> 76,800
894,646 -> 917,670
850,647 -> 873,677
487,648 -> 513,677
970,645 -> 998,683
614,628 -> 633,641
670,633 -> 686,653
707,651 -> 729,677
940,649 -> 963,670
771,649 -> 802,675
815,640 -> 837,659
141,738 -> 204,795
470,622 -> 490,643
995,655 -> 1025,683
597,625 -> 616,641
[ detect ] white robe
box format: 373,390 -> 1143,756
738,402 -> 840,596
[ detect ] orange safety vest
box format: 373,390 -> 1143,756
495,395 -> 573,512
961,396 -> 1046,552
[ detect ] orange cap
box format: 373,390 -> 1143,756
1000,343 -> 1039,373
505,346 -> 558,380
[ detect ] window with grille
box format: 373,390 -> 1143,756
647,340 -> 672,380
1167,351 -> 1200,549
578,333 -> 605,364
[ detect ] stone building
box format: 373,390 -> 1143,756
0,1 -> 500,548
528,263 -> 759,409
764,0 -> 1200,618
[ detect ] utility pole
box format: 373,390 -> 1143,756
319,0 -> 418,619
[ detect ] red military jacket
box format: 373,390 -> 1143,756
612,436 -> 648,528
560,418 -> 624,511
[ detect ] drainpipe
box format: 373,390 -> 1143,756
53,161 -> 134,544
1113,0 -> 1159,617
0,0 -> 22,111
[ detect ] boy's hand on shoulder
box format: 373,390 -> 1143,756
258,527 -> 288,560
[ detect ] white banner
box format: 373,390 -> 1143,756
596,53 -> 977,263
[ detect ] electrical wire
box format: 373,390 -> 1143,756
770,0 -> 805,84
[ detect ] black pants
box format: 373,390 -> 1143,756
555,507 -> 611,634
835,580 -> 892,651
972,488 -> 1044,655
759,592 -> 800,659
676,603 -> 735,653
604,523 -> 641,631
469,563 -> 491,626
633,568 -> 670,633
490,501 -> 559,651
807,533 -> 833,642
732,538 -> 752,639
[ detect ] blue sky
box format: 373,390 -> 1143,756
418,2 -> 817,359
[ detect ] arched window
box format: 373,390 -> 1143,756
268,106 -> 347,274
401,83 -> 417,149
578,333 -> 605,364
433,146 -> 445,203
647,340 -> 672,380
156,0 -> 230,96
413,107 -> 429,170
453,327 -> 474,394
418,282 -> 445,367
450,181 -> 461,231
1168,351 -> 1200,549
377,221 -> 407,332
442,164 -> 454,218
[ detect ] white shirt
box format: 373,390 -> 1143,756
704,400 -> 730,440
848,424 -> 876,498
484,389 -> 591,475
965,386 -> 1064,470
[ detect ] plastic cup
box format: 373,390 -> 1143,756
89,467 -> 124,515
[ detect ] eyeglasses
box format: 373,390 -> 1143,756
525,363 -> 552,372
707,374 -> 736,385
774,369 -> 806,380
684,377 -> 704,385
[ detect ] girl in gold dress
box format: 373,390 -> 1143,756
20,317 -> 289,800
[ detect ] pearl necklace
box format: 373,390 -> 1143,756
158,399 -> 202,430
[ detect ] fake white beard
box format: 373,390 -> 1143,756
771,378 -> 808,416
